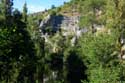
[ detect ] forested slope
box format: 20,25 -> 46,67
0,0 -> 125,83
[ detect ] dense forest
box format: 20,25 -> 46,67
0,0 -> 125,83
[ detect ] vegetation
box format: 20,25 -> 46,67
0,0 -> 125,83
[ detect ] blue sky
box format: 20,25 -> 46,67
13,0 -> 70,13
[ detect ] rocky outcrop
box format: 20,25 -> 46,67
39,15 -> 51,28
60,16 -> 79,32
39,13 -> 89,46
39,14 -> 64,34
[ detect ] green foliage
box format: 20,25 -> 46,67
0,0 -> 5,19
78,31 -> 120,83
50,10 -> 57,16
83,0 -> 106,11
56,7 -> 61,13
23,2 -> 27,22
78,0 -> 106,29
79,14 -> 95,28
1,0 -> 125,83
0,1 -> 37,82
4,0 -> 13,19
51,5 -> 56,9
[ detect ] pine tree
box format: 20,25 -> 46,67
1,0 -> 13,25
0,0 -> 4,15
23,2 -> 27,23
0,0 -> 5,24
5,0 -> 13,19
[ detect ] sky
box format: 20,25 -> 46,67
13,0 -> 70,13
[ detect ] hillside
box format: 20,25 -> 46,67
28,0 -> 84,50
27,0 -> 125,82
29,1 -> 80,20
1,0 -> 125,83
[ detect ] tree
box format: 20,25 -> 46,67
12,9 -> 37,83
79,0 -> 106,30
23,2 -> 27,23
66,50 -> 87,83
0,0 -> 13,26
105,0 -> 125,30
51,5 -> 56,9
0,0 -> 4,17
78,31 -> 120,83
13,9 -> 22,21
4,0 -> 13,20
0,6 -> 36,82
0,0 -> 5,25
27,12 -> 46,83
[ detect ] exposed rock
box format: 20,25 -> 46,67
39,15 -> 51,28
71,36 -> 77,46
39,13 -> 88,47
60,16 -> 80,33
39,14 -> 64,34
39,13 -> 82,35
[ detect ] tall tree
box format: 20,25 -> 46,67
0,0 -> 4,15
23,2 -> 27,23
1,0 -> 13,25
5,0 -> 13,19
0,0 -> 5,25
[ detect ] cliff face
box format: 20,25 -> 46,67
38,13 -> 89,48
36,1 -> 90,48
39,13 -> 86,36
39,14 -> 64,34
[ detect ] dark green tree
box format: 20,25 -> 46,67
0,0 -> 5,26
51,5 -> 56,9
4,0 -> 13,23
22,2 -> 27,23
